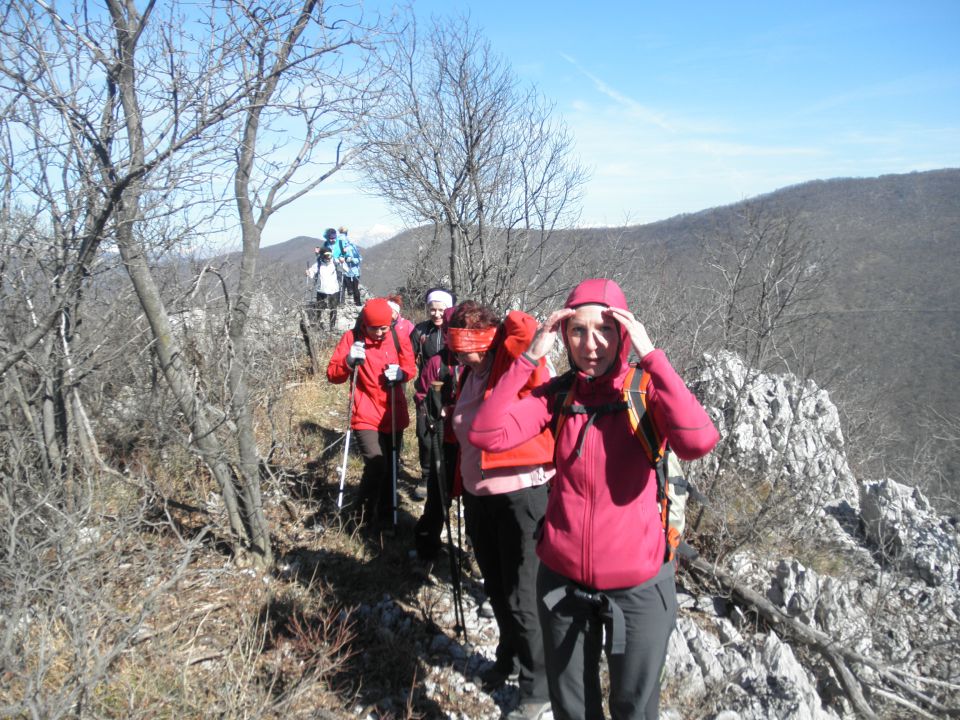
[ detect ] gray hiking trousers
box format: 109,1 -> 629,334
537,562 -> 677,720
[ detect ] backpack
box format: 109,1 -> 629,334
551,364 -> 705,563
412,321 -> 445,373
339,238 -> 361,268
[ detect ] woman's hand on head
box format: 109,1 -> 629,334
527,308 -> 575,360
605,307 -> 655,359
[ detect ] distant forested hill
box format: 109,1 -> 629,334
264,169 -> 960,488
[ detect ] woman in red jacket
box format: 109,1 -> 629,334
328,298 -> 417,530
470,279 -> 720,720
448,301 -> 554,720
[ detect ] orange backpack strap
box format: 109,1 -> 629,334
624,365 -> 683,561
623,365 -> 665,465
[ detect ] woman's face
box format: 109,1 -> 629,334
427,302 -> 446,326
565,304 -> 620,377
365,324 -> 390,342
457,350 -> 490,373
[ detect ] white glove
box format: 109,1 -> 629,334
347,341 -> 365,367
384,364 -> 404,383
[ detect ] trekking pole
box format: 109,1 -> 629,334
337,364 -> 359,511
429,380 -> 467,640
390,379 -> 398,530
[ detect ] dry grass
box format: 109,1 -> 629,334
0,337 -> 503,719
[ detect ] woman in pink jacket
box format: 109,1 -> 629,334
470,279 -> 719,720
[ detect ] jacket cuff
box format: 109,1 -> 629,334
521,351 -> 540,367
638,348 -> 664,369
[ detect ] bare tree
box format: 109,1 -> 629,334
0,0 -> 389,565
698,203 -> 830,374
631,204 -> 837,558
356,15 -> 588,313
211,0 -> 386,566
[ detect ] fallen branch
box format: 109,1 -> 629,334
686,556 -> 959,718
870,686 -> 940,720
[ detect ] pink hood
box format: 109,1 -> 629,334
561,278 -> 633,391
564,277 -> 629,311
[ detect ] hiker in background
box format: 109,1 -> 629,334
320,228 -> 343,300
336,226 -> 363,306
386,294 -> 415,337
449,301 -> 554,720
322,227 -> 339,253
470,278 -> 720,720
410,288 -> 456,498
305,246 -> 339,332
327,298 -> 416,531
411,305 -> 459,563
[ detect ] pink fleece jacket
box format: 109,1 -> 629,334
469,279 -> 719,590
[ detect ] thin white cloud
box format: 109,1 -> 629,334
560,54 -> 732,135
306,185 -> 361,198
568,108 -> 822,162
560,53 -> 676,132
665,140 -> 822,158
799,71 -> 960,117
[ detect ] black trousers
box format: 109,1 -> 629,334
464,484 -> 549,704
314,291 -> 338,330
413,440 -> 458,560
354,429 -> 402,526
342,275 -> 361,305
415,405 -> 431,476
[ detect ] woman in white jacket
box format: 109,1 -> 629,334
306,246 -> 340,332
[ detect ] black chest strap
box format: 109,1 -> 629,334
562,400 -> 629,457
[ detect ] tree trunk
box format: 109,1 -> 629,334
106,0 -> 272,565
300,309 -> 323,375
115,230 -> 257,560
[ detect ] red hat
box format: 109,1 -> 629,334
362,298 -> 393,327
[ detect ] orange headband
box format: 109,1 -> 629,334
447,327 -> 497,353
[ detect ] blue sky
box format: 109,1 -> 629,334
262,0 -> 960,246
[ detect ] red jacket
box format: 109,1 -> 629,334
470,280 -> 719,590
471,310 -> 555,471
327,327 -> 417,432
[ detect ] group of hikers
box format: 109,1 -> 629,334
306,226 -> 363,332
324,277 -> 721,720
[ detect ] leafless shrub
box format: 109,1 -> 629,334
357,15 -> 588,315
0,465 -> 196,719
642,204 -> 843,560
0,0 -> 398,565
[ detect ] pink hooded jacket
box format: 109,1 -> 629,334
469,279 -> 719,590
